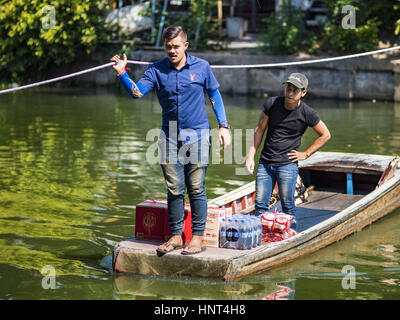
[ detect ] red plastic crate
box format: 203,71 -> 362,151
163,203 -> 192,245
135,199 -> 192,244
135,200 -> 168,241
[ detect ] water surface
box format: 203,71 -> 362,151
0,87 -> 399,299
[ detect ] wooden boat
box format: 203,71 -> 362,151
112,152 -> 400,281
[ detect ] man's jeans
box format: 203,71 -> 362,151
159,138 -> 209,236
255,162 -> 298,228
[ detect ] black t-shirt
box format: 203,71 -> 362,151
260,96 -> 320,165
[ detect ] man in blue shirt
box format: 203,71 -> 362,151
111,26 -> 230,255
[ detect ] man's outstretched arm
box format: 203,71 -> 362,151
110,53 -> 151,99
118,72 -> 150,99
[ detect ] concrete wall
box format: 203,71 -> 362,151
56,50 -> 400,101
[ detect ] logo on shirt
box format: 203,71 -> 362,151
190,73 -> 195,81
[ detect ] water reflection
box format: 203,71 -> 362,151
113,274 -> 281,300
261,282 -> 295,300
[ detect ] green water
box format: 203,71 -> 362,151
0,87 -> 400,300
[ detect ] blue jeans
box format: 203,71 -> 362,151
160,138 -> 209,236
255,162 -> 298,221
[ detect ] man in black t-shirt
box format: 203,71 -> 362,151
245,73 -> 331,229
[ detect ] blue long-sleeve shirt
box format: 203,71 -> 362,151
118,53 -> 228,144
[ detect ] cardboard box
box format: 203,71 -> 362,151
136,200 -> 233,247
243,192 -> 255,208
203,206 -> 228,248
225,206 -> 233,218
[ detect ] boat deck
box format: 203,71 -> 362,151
296,190 -> 364,232
115,190 -> 365,260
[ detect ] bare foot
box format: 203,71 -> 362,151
181,235 -> 205,254
157,235 -> 183,253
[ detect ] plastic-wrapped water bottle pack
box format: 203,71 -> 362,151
219,214 -> 262,249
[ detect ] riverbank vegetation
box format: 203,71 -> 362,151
1,0 -> 399,85
0,0 -> 110,85
259,0 -> 398,54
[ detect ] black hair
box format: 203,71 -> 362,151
162,26 -> 187,42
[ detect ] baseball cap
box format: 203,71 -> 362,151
283,73 -> 308,90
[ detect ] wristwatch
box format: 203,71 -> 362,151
219,123 -> 230,129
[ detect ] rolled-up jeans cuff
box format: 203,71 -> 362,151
170,230 -> 183,236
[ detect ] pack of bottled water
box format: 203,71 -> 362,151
219,214 -> 262,249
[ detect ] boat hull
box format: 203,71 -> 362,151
112,152 -> 400,281
226,176 -> 400,281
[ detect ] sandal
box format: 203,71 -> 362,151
181,244 -> 207,255
156,241 -> 183,255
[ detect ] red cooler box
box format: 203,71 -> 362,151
135,199 -> 192,244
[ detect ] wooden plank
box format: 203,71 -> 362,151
300,165 -> 382,175
299,191 -> 364,211
114,238 -> 237,279
208,181 -> 255,207
378,156 -> 400,186
299,152 -> 393,173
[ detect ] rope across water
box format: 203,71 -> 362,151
1,45 -> 400,94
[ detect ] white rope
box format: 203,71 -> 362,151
1,45 -> 400,94
209,45 -> 400,69
0,60 -> 148,94
0,62 -> 112,94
